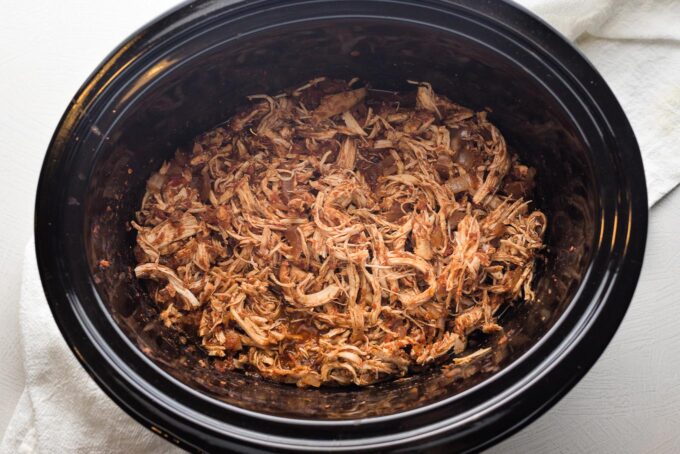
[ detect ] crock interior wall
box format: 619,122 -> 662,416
85,20 -> 596,419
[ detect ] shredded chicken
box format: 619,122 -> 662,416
132,78 -> 546,387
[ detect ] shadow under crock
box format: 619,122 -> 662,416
36,1 -> 646,452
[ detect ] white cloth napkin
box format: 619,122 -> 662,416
3,1 -> 680,452
520,0 -> 680,204
0,241 -> 182,454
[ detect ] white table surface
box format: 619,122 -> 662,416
1,1 -> 678,452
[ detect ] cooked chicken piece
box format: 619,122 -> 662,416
472,123 -> 511,204
385,251 -> 437,308
134,212 -> 200,261
413,81 -> 442,119
342,111 -> 367,136
134,263 -> 200,309
412,211 -> 434,260
415,332 -> 465,364
312,87 -> 367,122
294,284 -> 341,308
336,137 -> 357,170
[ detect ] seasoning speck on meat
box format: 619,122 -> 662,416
132,78 -> 546,387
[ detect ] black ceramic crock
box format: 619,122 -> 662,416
35,0 -> 647,452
